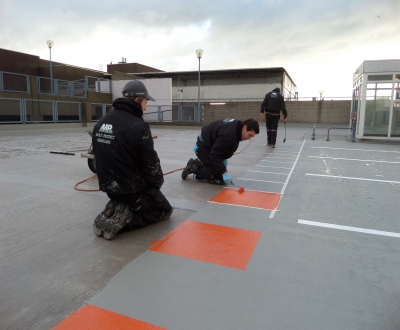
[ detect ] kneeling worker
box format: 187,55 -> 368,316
92,80 -> 172,240
182,118 -> 259,185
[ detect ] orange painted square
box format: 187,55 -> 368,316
149,220 -> 261,270
209,188 -> 281,210
53,304 -> 166,330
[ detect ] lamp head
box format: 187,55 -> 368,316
196,49 -> 203,59
47,40 -> 54,48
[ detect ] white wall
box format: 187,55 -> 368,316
171,83 -> 280,101
111,78 -> 172,107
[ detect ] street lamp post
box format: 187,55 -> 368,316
196,49 -> 203,117
47,40 -> 54,94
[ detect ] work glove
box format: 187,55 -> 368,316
222,172 -> 234,186
223,159 -> 228,167
193,144 -> 198,153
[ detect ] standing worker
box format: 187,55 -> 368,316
181,118 -> 259,185
92,80 -> 173,240
260,87 -> 287,148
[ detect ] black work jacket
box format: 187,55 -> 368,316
92,98 -> 163,195
200,118 -> 243,173
260,88 -> 288,118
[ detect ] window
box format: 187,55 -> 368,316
367,74 -> 393,81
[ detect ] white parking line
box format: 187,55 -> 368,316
256,165 -> 292,170
306,173 -> 400,184
310,146 -> 400,154
269,140 -> 306,219
298,219 -> 400,238
248,170 -> 288,175
261,160 -> 294,164
237,178 -> 284,184
265,157 -> 296,160
309,156 -> 400,164
272,152 -> 300,156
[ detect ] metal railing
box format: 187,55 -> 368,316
145,105 -> 202,122
90,103 -> 113,122
0,72 -> 111,98
86,76 -> 111,93
0,97 -> 82,123
0,96 -> 202,124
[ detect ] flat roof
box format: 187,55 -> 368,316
354,59 -> 400,80
134,67 -> 297,86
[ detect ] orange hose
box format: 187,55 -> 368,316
74,138 -> 253,192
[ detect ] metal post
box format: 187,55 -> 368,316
49,48 -> 52,94
195,49 -> 203,115
311,124 -> 316,140
197,57 -> 201,114
47,40 -> 54,95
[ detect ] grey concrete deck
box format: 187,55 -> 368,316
0,123 -> 399,329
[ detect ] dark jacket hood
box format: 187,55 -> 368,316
272,87 -> 281,93
112,98 -> 143,120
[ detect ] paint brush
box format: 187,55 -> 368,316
230,183 -> 245,193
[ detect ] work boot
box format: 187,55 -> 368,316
181,158 -> 199,180
159,207 -> 174,222
93,199 -> 118,237
102,202 -> 132,240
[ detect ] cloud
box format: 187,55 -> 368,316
1,0 -> 399,97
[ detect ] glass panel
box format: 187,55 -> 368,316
367,83 -> 392,89
392,102 -> 400,137
91,104 -> 104,121
364,89 -> 392,136
2,73 -> 29,93
57,102 -> 80,122
395,74 -> 400,80
368,74 -> 393,81
395,88 -> 400,100
0,99 -> 21,122
25,100 -> 53,122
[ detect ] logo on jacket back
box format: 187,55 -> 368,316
99,124 -> 113,134
271,92 -> 278,98
223,118 -> 235,123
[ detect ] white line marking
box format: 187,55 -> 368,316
256,165 -> 292,170
223,187 -> 263,193
272,152 -> 300,156
237,178 -> 284,184
265,157 -> 296,160
0,193 -> 38,206
248,170 -> 288,175
208,201 -> 275,211
269,140 -> 306,219
310,146 -> 400,154
261,160 -> 294,164
309,156 -> 400,164
298,219 -> 400,238
306,173 -> 400,184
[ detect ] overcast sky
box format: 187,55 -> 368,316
1,0 -> 399,98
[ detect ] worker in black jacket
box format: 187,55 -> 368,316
92,80 -> 172,240
182,118 -> 259,185
260,87 -> 288,148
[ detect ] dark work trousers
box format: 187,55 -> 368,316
107,186 -> 172,230
265,113 -> 281,145
195,141 -> 224,181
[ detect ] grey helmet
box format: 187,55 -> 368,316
121,80 -> 155,101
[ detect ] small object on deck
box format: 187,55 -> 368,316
50,151 -> 75,156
